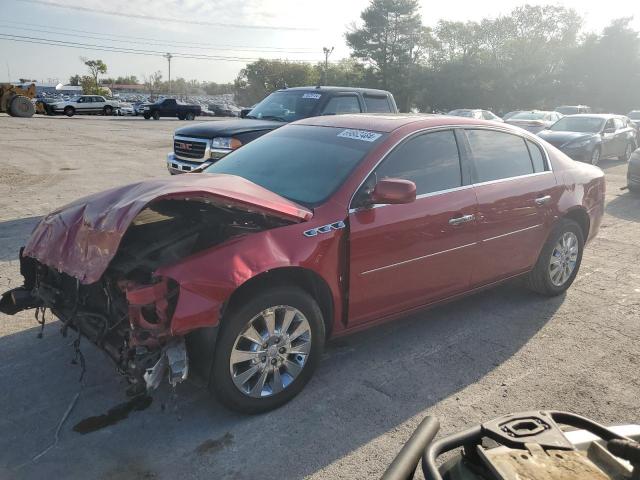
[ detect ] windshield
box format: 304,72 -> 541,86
555,106 -> 580,115
204,125 -> 386,206
628,111 -> 640,120
511,112 -> 546,120
247,91 -> 323,122
448,109 -> 474,117
549,117 -> 604,133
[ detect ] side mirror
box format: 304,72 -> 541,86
371,178 -> 417,205
240,108 -> 252,119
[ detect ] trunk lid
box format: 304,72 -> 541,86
23,174 -> 312,284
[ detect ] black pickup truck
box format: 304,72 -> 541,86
141,98 -> 201,120
166,86 -> 398,174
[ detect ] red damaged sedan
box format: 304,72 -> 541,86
0,114 -> 605,413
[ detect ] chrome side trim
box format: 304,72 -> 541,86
360,242 -> 477,276
472,170 -> 553,188
481,224 -> 542,243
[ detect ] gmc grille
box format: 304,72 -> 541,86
174,139 -> 207,160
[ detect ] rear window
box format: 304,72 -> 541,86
204,125 -> 386,206
364,95 -> 391,113
466,130 -> 534,182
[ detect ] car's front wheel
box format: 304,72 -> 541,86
590,147 -> 601,165
152,111 -> 160,120
185,112 -> 195,120
103,105 -> 113,116
64,106 -> 75,117
619,142 -> 634,162
525,218 -> 584,296
210,286 -> 325,414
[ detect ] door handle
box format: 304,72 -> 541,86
448,214 -> 475,226
535,195 -> 551,206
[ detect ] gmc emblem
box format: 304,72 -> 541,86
175,142 -> 192,150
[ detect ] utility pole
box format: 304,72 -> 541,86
164,53 -> 173,95
322,46 -> 334,86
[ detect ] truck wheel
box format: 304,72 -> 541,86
103,105 -> 113,116
185,112 -> 195,121
152,111 -> 160,120
143,113 -> 150,120
525,218 -> 584,296
9,95 -> 35,117
210,286 -> 325,414
177,113 -> 185,120
64,106 -> 75,117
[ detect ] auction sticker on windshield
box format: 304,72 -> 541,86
337,129 -> 382,142
302,93 -> 322,99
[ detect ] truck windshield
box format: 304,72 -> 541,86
246,91 -> 323,122
204,125 -> 386,206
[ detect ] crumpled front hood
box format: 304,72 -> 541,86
23,174 -> 312,284
538,131 -> 596,148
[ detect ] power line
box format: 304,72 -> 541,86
0,33 -> 325,63
16,0 -> 317,32
0,22 -> 319,54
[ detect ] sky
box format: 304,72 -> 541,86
0,0 -> 639,85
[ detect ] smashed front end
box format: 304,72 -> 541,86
0,185 -> 303,393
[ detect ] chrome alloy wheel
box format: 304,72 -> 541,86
229,305 -> 312,398
549,232 -> 579,287
591,148 -> 600,165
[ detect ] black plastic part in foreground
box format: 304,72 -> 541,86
382,416 -> 440,480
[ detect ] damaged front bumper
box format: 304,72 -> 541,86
0,250 -> 189,393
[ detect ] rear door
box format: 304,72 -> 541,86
463,129 -> 557,286
348,129 -> 479,325
93,96 -> 106,112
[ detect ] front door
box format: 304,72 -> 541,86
348,129 -> 479,326
463,129 -> 557,286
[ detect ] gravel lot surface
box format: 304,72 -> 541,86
1,114 -> 639,480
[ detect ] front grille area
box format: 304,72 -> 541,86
174,138 -> 207,160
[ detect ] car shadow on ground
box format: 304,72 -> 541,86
0,279 -> 564,479
0,216 -> 42,261
606,191 -> 640,222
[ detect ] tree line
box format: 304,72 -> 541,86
236,1 -> 640,113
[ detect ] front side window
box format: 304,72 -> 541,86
466,130 -> 534,183
204,125 -> 385,207
363,95 -> 391,113
322,95 -> 361,115
372,130 -> 462,196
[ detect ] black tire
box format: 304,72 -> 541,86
177,113 -> 185,120
210,286 -> 325,414
525,218 -> 584,296
619,142 -> 633,162
64,106 -> 75,117
185,112 -> 195,121
9,95 -> 35,117
590,146 -> 601,165
103,105 -> 113,116
143,113 -> 150,120
152,111 -> 160,120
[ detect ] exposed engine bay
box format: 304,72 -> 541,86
1,198 -> 291,393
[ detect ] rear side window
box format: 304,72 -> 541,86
526,140 -> 547,173
364,95 -> 391,113
375,130 -> 462,195
466,130 -> 534,182
322,95 -> 361,115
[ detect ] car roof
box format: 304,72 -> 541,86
567,114 -> 619,119
294,113 -> 510,133
277,86 -> 391,95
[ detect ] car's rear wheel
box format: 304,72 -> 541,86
152,111 -> 160,120
185,112 -> 195,121
143,113 -> 150,119
620,142 -> 633,162
525,218 -> 584,296
103,105 -> 113,116
64,106 -> 75,117
177,113 -> 185,120
210,286 -> 325,414
590,147 -> 601,165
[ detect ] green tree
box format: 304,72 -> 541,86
234,59 -> 316,106
68,74 -> 81,86
345,0 -> 428,110
80,58 -> 107,94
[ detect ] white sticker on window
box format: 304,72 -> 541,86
302,93 -> 322,99
337,129 -> 382,142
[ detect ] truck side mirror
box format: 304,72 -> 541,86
240,108 -> 251,119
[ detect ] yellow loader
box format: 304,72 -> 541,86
0,83 -> 36,117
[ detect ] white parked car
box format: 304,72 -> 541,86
118,102 -> 135,116
49,95 -> 119,117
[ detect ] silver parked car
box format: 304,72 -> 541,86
447,109 -> 503,122
506,110 -> 563,134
